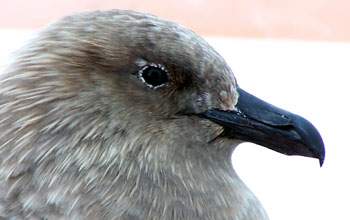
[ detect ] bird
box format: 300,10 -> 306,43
0,10 -> 325,220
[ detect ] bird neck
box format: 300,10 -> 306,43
58,139 -> 268,220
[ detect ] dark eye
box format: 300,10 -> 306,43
138,64 -> 168,89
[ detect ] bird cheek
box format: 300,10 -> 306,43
197,119 -> 224,143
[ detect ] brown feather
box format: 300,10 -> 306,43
0,10 -> 268,219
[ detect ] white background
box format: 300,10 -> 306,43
1,29 -> 349,220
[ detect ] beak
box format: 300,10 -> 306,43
201,88 -> 325,166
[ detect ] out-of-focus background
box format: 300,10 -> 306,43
0,1 -> 349,220
1,0 -> 350,41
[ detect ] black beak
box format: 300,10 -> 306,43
201,88 -> 325,166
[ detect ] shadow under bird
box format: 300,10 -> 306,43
0,10 -> 325,220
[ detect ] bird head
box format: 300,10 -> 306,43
0,10 -> 324,179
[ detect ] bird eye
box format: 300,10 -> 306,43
138,64 -> 168,89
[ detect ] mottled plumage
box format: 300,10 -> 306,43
0,10 -> 324,220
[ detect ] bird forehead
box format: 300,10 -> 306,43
57,10 -> 231,73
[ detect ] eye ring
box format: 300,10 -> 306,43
138,63 -> 169,89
